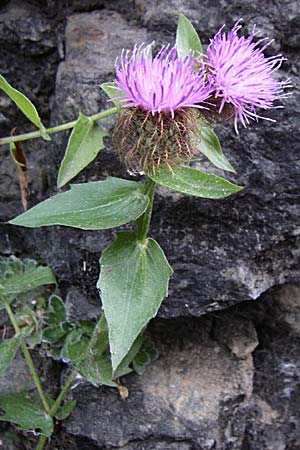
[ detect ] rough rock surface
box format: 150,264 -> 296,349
0,1 -> 300,449
243,285 -> 300,450
61,287 -> 300,450
64,314 -> 257,450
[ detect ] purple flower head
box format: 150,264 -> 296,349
113,43 -> 211,118
207,21 -> 291,132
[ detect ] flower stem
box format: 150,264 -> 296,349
0,107 -> 118,146
2,296 -> 50,413
136,177 -> 156,242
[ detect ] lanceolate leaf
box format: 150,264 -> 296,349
196,123 -> 235,172
57,112 -> 108,188
9,177 -> 149,230
0,391 -> 54,436
0,334 -> 21,375
100,82 -> 126,108
98,231 -> 173,372
0,256 -> 57,297
148,165 -> 243,199
0,74 -> 49,138
176,14 -> 203,58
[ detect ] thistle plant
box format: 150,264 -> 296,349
0,14 -> 290,449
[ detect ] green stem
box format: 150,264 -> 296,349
35,435 -> 47,450
35,318 -> 102,450
136,177 -> 156,242
0,107 -> 118,146
2,297 -> 50,413
35,370 -> 77,450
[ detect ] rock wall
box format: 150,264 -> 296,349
0,0 -> 300,449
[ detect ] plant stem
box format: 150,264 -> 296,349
35,318 -> 102,450
35,435 -> 47,450
136,177 -> 156,242
0,107 -> 118,146
35,370 -> 77,450
2,297 -> 50,413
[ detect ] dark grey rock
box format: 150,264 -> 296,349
0,351 -> 35,393
241,284 -> 300,450
0,0 -> 61,130
0,0 -> 61,228
65,286 -> 100,322
64,315 -> 256,450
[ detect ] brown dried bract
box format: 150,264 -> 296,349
11,140 -> 29,211
113,107 -> 198,173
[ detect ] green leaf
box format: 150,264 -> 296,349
77,325 -> 138,387
0,334 -> 21,375
60,329 -> 89,364
76,317 -> 113,386
114,335 -> 145,378
76,320 -> 95,336
77,315 -> 117,387
26,329 -> 43,348
0,256 -> 57,298
57,112 -> 108,188
176,14 -> 203,58
196,123 -> 235,172
100,82 -> 125,108
76,316 -> 148,386
98,231 -> 173,372
10,177 -> 149,230
132,336 -> 159,375
148,165 -> 243,199
0,391 -> 54,436
78,350 -> 118,387
45,345 -> 62,361
43,295 -> 66,326
0,74 -> 49,139
55,400 -> 77,421
42,324 -> 70,345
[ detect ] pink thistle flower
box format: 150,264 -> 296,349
207,21 -> 291,132
113,43 -> 211,118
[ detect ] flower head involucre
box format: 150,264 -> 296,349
114,43 -> 211,118
207,22 -> 291,132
